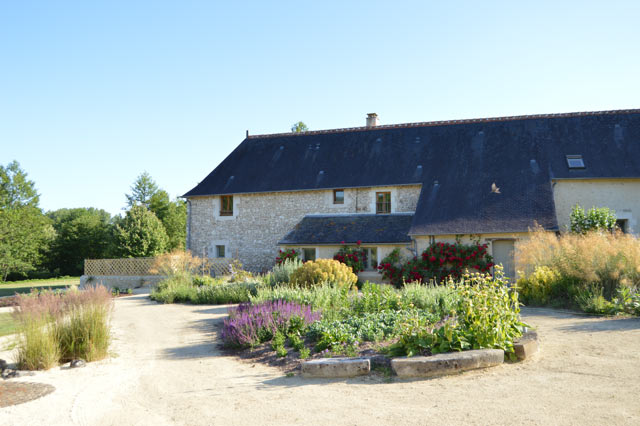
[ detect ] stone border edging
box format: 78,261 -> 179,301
513,330 -> 539,360
301,357 -> 370,378
391,348 -> 505,378
300,331 -> 540,380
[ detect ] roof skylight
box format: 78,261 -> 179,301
566,155 -> 585,169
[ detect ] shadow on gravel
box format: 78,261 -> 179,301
194,306 -> 230,316
558,316 -> 640,332
520,307 -> 584,319
257,374 -> 385,389
161,342 -> 220,360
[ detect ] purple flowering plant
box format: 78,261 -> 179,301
221,300 -> 322,348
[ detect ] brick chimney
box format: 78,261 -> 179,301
366,113 -> 379,128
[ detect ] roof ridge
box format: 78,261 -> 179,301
247,108 -> 640,139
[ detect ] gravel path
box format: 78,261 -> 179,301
1,291 -> 639,425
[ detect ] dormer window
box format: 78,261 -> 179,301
566,155 -> 585,169
220,195 -> 233,216
376,192 -> 391,214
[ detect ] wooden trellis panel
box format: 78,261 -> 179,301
84,258 -> 156,276
209,259 -> 233,277
84,257 -> 234,277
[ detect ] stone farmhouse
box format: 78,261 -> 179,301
184,109 -> 640,281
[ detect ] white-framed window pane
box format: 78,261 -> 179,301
303,248 -> 316,261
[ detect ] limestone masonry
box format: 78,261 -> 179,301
188,185 -> 421,272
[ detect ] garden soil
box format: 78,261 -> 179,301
1,290 -> 639,425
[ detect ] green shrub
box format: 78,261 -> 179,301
612,287 -> 640,316
151,274 -> 260,305
289,259 -> 357,289
516,266 -> 559,306
388,269 -> 525,358
351,282 -> 399,314
570,205 -> 617,234
399,283 -> 459,314
194,282 -> 259,304
266,258 -> 304,286
575,287 -> 617,315
192,275 -> 218,287
299,347 -> 310,359
308,310 -> 430,351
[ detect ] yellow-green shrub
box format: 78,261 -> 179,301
289,259 -> 357,289
516,266 -> 559,305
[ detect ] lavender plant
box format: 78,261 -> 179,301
221,300 -> 321,348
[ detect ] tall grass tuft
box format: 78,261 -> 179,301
13,285 -> 113,369
516,229 -> 640,307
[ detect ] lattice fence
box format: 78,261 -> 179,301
84,257 -> 234,277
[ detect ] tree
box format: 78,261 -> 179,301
46,208 -> 114,275
291,121 -> 309,133
0,161 -> 53,280
125,172 -> 159,208
125,174 -> 187,250
114,205 -> 168,258
570,205 -> 617,234
150,191 -> 186,250
0,160 -> 39,208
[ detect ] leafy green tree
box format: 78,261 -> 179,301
47,208 -> 114,275
114,205 -> 168,257
150,191 -> 186,250
570,205 -> 617,234
125,172 -> 159,208
291,121 -> 309,133
125,174 -> 186,250
0,161 -> 53,281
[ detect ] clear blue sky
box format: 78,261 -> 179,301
2,1 -> 639,216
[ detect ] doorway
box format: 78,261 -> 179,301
491,239 -> 516,281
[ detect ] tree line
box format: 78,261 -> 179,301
0,161 -> 186,281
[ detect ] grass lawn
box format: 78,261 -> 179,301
0,312 -> 17,337
0,277 -> 80,298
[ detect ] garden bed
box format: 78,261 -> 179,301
216,264 -> 529,379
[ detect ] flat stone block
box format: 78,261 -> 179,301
514,330 -> 539,360
301,357 -> 370,378
391,349 -> 504,378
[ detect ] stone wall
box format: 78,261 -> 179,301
552,178 -> 640,234
187,185 -> 422,272
80,275 -> 165,290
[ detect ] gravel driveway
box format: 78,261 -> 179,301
1,290 -> 639,426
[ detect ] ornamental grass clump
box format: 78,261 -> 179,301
221,300 -> 321,348
14,285 -> 113,370
516,228 -> 640,309
289,259 -> 357,289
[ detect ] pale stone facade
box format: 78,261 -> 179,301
187,185 -> 422,272
552,178 -> 640,234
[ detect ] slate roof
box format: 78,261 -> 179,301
278,214 -> 413,245
185,109 -> 640,236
